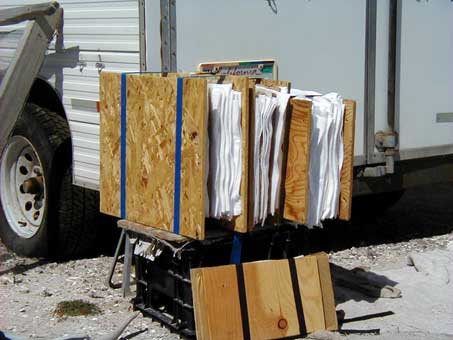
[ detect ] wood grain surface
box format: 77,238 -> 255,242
283,98 -> 312,223
99,71 -> 122,217
339,99 -> 356,221
295,255 -> 326,332
314,252 -> 338,330
179,78 -> 207,239
243,260 -> 300,340
191,265 -> 244,340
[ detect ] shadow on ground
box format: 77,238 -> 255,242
301,183 -> 453,254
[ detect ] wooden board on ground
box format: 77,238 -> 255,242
313,252 -> 338,330
243,260 -> 300,340
295,255 -> 325,332
191,265 -> 244,340
283,98 -> 312,224
339,99 -> 356,221
191,252 -> 337,340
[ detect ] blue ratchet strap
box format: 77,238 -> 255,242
230,232 -> 243,264
120,73 -> 127,218
173,77 -> 184,234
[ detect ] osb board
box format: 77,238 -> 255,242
99,71 -> 121,217
180,78 -> 208,238
283,98 -> 312,224
243,260 -> 300,340
99,71 -> 183,218
191,265 -> 244,340
191,253 -> 336,340
338,99 -> 356,221
125,74 -> 207,239
247,78 -> 292,230
249,78 -> 291,90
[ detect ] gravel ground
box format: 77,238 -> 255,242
0,183 -> 452,339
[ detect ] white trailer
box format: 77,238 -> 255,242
0,0 -> 452,257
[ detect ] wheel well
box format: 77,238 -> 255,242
27,78 -> 67,122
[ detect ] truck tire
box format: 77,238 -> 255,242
0,103 -> 99,258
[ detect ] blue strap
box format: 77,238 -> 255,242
230,233 -> 243,264
120,73 -> 127,219
173,77 -> 183,234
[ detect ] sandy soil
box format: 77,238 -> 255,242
0,183 -> 452,339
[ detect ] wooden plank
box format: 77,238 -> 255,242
99,71 -> 122,217
117,219 -> 189,243
258,78 -> 291,90
314,252 -> 338,331
295,255 -> 326,333
338,99 -> 356,221
227,76 -> 249,233
243,260 -> 300,340
180,78 -> 207,239
191,266 -> 244,340
283,99 -> 312,224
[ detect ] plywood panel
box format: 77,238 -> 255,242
243,260 -> 300,340
180,78 -> 207,239
339,99 -> 356,221
314,252 -> 338,331
295,255 -> 325,333
283,99 -> 312,223
125,75 -> 207,238
191,265 -> 244,340
99,71 -> 121,217
258,78 -> 291,90
125,75 -> 177,231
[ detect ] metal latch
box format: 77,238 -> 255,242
360,130 -> 398,177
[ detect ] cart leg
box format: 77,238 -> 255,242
122,232 -> 133,297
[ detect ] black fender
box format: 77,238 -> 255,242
27,77 -> 67,122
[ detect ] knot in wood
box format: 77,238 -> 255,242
278,318 -> 288,329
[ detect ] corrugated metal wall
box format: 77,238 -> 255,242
0,0 -> 140,189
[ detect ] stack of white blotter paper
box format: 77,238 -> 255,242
206,83 -> 243,220
292,90 -> 345,227
253,85 -> 291,225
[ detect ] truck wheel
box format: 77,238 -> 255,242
0,103 -> 99,258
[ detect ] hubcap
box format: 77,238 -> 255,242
0,136 -> 46,238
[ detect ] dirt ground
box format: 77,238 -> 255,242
1,183 -> 452,340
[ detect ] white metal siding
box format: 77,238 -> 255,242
0,0 -> 140,190
398,1 -> 453,149
169,0 -> 367,157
